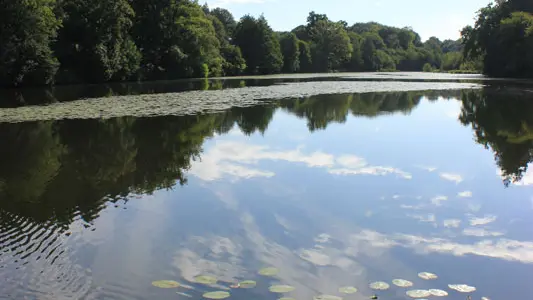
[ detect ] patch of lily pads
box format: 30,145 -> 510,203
392,279 -> 413,287
418,272 -> 438,280
269,285 -> 295,293
369,281 -> 390,290
194,275 -> 218,285
203,291 -> 231,299
152,280 -> 180,288
406,289 -> 431,298
258,267 -> 279,276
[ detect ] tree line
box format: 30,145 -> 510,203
1,0 -> 475,87
462,0 -> 533,77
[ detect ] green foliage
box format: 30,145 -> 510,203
221,45 -> 246,76
210,7 -> 237,37
441,52 -> 463,71
131,0 -> 222,79
462,1 -> 533,77
298,40 -> 313,72
308,16 -> 352,72
280,33 -> 300,73
422,63 -> 434,72
234,15 -> 283,74
0,0 -> 60,87
55,0 -> 141,83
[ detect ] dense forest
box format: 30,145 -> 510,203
1,0 -> 477,87
461,0 -> 533,77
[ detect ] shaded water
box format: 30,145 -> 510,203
1,77 -> 533,300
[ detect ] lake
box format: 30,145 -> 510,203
1,73 -> 532,300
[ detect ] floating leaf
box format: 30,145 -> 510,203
176,292 -> 193,297
406,290 -> 431,298
203,291 -> 230,299
392,279 -> 413,288
194,275 -> 218,285
259,267 -> 279,276
279,298 -> 296,300
152,280 -> 180,288
269,285 -> 295,293
429,289 -> 448,296
314,295 -> 342,300
238,280 -> 257,288
481,297 -> 490,300
370,296 -> 378,300
369,282 -> 390,290
448,284 -> 476,293
417,272 -> 438,280
338,286 -> 358,294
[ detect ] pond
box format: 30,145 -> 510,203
1,73 -> 532,299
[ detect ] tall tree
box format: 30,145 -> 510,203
131,0 -> 222,79
234,15 -> 283,74
298,40 -> 313,72
0,0 -> 60,87
308,16 -> 352,71
55,0 -> 141,83
210,7 -> 237,37
280,33 -> 300,73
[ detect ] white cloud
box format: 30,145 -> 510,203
431,195 -> 448,206
408,213 -> 436,224
463,228 -> 504,237
440,173 -> 463,183
443,219 -> 462,228
190,141 -> 411,181
417,165 -> 437,172
469,215 -> 497,226
458,191 -> 472,198
350,229 -> 533,264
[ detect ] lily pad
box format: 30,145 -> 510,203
259,267 -> 279,276
194,275 -> 218,285
406,290 -> 431,298
314,295 -> 342,300
203,291 -> 230,299
152,280 -> 180,288
269,285 -> 295,293
481,297 -> 490,300
338,286 -> 358,294
279,298 -> 296,300
176,292 -> 193,297
448,284 -> 476,293
392,279 -> 413,288
417,272 -> 438,280
238,280 -> 257,288
369,282 -> 390,290
428,289 -> 448,296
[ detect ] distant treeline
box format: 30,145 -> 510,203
1,0 -> 476,87
462,0 -> 533,78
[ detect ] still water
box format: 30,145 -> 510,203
1,78 -> 533,300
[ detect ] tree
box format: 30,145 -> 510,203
234,15 -> 283,74
221,45 -> 246,76
346,32 -> 364,71
210,7 -> 237,37
280,33 -> 300,73
0,0 -> 60,87
132,0 -> 222,79
55,0 -> 141,83
462,1 -> 533,77
298,40 -> 313,72
308,17 -> 352,71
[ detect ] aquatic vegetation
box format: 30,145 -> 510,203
392,279 -> 413,287
369,281 -> 390,290
269,285 -> 295,293
406,289 -> 431,298
279,297 -> 296,300
448,284 -> 476,293
152,280 -> 180,288
428,289 -> 448,296
238,280 -> 257,288
203,291 -> 231,299
194,275 -> 218,285
258,267 -> 279,276
417,272 -> 438,280
338,286 -> 358,294
176,292 -> 193,297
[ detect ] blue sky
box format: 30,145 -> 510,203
205,0 -> 493,41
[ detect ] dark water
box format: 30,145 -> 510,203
1,84 -> 533,300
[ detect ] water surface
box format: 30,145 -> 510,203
1,83 -> 533,300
